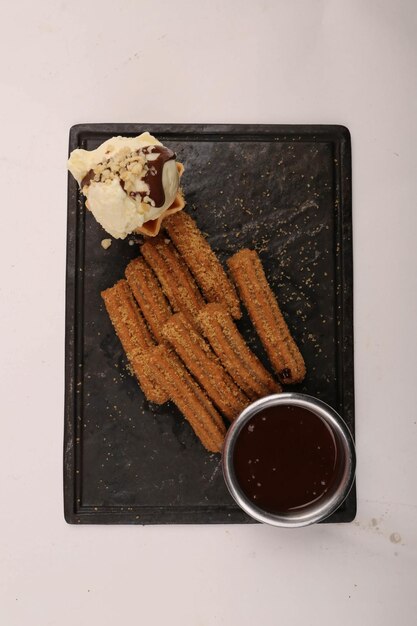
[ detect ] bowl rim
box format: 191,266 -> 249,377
222,392 -> 356,528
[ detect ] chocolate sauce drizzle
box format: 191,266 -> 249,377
81,169 -> 95,188
131,146 -> 175,207
81,145 -> 176,209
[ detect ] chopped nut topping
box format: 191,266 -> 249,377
88,146 -> 157,199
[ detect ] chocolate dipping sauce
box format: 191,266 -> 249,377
233,405 -> 344,514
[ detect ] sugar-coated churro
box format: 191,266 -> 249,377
228,249 -> 306,384
148,344 -> 226,453
162,312 -> 250,421
125,257 -> 171,343
101,279 -> 168,404
141,236 -> 204,324
165,211 -> 241,319
197,304 -> 281,400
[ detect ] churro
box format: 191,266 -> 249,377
165,211 -> 241,319
162,313 -> 250,421
125,257 -> 171,343
148,344 -> 226,453
197,304 -> 281,400
101,279 -> 168,404
141,236 -> 204,324
228,249 -> 306,384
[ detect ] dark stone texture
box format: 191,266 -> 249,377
64,124 -> 355,524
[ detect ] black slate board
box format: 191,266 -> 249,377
64,124 -> 355,525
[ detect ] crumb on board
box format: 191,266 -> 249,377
101,238 -> 112,250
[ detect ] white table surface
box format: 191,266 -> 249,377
1,1 -> 416,624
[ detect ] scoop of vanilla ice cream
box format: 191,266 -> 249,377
68,132 -> 180,239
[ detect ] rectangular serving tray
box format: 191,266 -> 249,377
64,124 -> 355,524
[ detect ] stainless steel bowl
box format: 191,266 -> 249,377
222,393 -> 356,528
